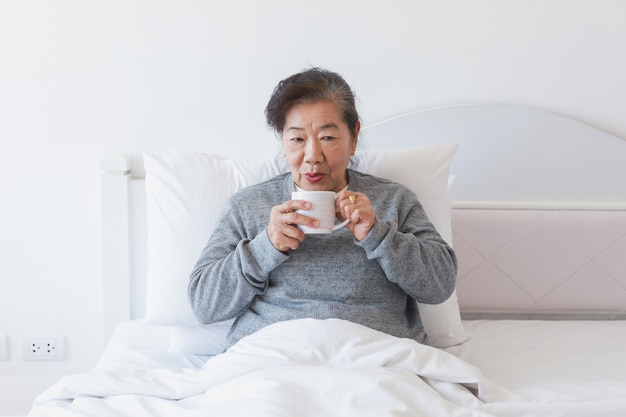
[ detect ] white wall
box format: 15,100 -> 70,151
1,0 -> 625,414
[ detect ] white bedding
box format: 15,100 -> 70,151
95,320 -> 210,371
29,318 -> 626,417
447,320 -> 626,402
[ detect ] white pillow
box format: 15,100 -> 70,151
417,289 -> 467,347
356,146 -> 455,248
143,144 -> 466,351
144,152 -> 288,326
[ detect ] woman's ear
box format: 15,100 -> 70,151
351,121 -> 361,155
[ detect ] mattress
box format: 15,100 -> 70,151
445,320 -> 626,402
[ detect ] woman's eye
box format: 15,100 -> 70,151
290,137 -> 304,143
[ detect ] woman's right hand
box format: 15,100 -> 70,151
267,199 -> 319,253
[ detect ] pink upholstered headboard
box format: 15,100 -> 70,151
453,209 -> 626,315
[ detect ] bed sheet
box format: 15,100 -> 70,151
444,319 -> 626,402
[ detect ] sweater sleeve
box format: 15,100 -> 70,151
188,199 -> 289,324
356,194 -> 457,305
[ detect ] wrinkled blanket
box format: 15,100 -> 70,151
28,319 -> 626,417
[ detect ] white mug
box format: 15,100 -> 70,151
291,191 -> 350,234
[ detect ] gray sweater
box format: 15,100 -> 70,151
189,170 -> 457,347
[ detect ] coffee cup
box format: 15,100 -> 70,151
291,190 -> 350,234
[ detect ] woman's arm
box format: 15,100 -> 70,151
188,199 -> 288,324
357,193 -> 457,305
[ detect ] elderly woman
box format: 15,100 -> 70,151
189,68 -> 457,348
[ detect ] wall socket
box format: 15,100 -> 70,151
22,334 -> 65,361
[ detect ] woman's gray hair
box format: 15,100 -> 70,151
265,67 -> 361,137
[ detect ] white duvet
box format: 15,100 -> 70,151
29,319 -> 626,417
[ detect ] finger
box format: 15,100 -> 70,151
342,195 -> 359,219
336,190 -> 352,201
269,206 -> 316,251
268,225 -> 301,252
268,207 -> 295,248
287,199 -> 312,211
345,205 -> 360,224
336,192 -> 357,216
343,195 -> 375,225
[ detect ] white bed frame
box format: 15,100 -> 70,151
101,103 -> 626,343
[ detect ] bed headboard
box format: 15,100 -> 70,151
362,103 -> 626,208
101,103 -> 626,342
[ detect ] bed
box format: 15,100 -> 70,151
29,104 -> 626,416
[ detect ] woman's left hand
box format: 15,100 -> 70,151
336,190 -> 376,241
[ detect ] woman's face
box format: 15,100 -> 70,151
282,101 -> 359,192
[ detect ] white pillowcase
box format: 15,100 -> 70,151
144,153 -> 288,326
144,144 -> 466,353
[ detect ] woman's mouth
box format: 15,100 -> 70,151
304,173 -> 325,183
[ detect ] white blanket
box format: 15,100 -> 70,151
28,319 -> 626,417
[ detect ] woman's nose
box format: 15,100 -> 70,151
304,139 -> 323,164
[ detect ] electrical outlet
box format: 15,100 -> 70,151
22,334 -> 65,361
